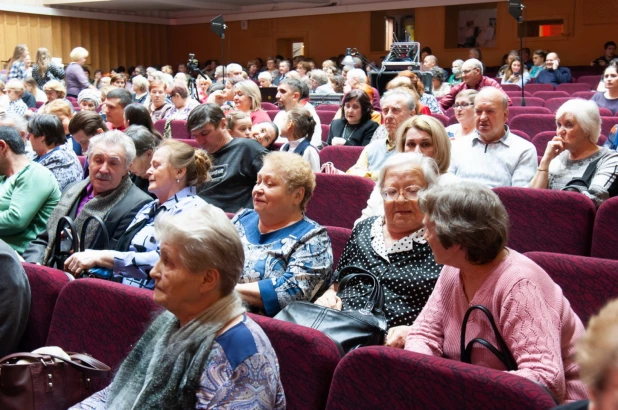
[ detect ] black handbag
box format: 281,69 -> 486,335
77,216 -> 120,282
460,305 -> 518,371
274,266 -> 388,355
49,216 -> 79,271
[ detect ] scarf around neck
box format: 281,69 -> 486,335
106,292 -> 246,409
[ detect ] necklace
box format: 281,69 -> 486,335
342,123 -> 358,141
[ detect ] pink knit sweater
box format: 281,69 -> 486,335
404,249 -> 588,403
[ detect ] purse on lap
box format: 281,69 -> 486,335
274,266 -> 388,355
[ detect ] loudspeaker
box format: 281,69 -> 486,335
508,0 -> 523,23
369,71 -> 433,97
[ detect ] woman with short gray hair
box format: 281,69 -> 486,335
316,152 -> 442,348
429,67 -> 450,98
530,98 -> 618,206
71,204 -> 285,410
406,181 -> 587,404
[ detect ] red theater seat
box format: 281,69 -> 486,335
325,226 -> 352,269
318,145 -> 364,172
591,196 -> 618,260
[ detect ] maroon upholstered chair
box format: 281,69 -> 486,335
544,97 -> 572,113
248,313 -> 340,410
77,155 -> 86,167
601,117 -> 617,137
510,96 -> 545,107
599,107 -> 614,117
46,279 -> 163,391
154,118 -> 165,135
533,91 -> 570,100
325,226 -> 352,270
325,347 -> 557,410
525,83 -> 555,93
169,119 -> 190,139
265,109 -> 279,121
318,145 -> 364,173
306,174 -> 375,229
500,84 -> 521,92
430,113 -> 448,127
509,130 -> 531,141
447,115 -> 458,126
35,100 -> 44,109
510,114 -> 557,138
572,91 -> 596,100
17,264 -> 70,352
556,83 -> 593,94
176,138 -> 200,148
507,106 -> 551,123
526,252 -> 618,325
506,90 -> 532,98
531,131 -> 556,157
494,187 -> 595,256
444,107 -> 454,117
321,124 -> 330,143
315,104 -> 341,112
316,110 -> 337,125
576,75 -> 601,90
591,196 -> 618,260
261,101 -> 278,110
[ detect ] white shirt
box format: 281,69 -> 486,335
273,102 -> 323,147
280,137 -> 321,172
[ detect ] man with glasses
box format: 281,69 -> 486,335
439,58 -> 510,111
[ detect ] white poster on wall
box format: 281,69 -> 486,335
458,9 -> 497,48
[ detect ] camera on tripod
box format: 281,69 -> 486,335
187,53 -> 199,71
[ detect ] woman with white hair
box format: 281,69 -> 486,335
71,204 -> 285,409
530,98 -> 618,206
233,80 -> 271,124
258,71 -> 273,88
77,89 -> 101,112
5,79 -> 28,116
131,75 -> 150,105
65,47 -> 96,98
31,47 -> 65,89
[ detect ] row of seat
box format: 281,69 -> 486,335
18,249 -> 618,409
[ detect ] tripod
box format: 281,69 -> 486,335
509,1 -> 526,105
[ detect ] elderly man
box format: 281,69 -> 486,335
272,60 -> 291,86
273,79 -> 322,146
0,112 -> 33,157
449,87 -> 537,187
188,103 -> 267,213
536,52 -> 572,86
226,63 -> 244,78
423,55 -> 439,71
23,131 -> 151,265
103,88 -> 132,131
345,68 -> 381,112
440,58 -> 511,111
347,88 -> 416,180
308,69 -> 329,93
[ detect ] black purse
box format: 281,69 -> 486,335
49,216 -> 79,271
77,216 -> 120,282
274,266 -> 388,355
460,305 -> 518,371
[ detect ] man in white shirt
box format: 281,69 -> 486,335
273,78 -> 322,146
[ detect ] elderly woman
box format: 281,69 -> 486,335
530,98 -> 618,207
0,126 -> 60,254
250,121 -> 279,150
429,67 -> 451,98
258,71 -> 273,88
591,65 -> 618,114
327,89 -> 379,147
124,125 -> 161,195
405,181 -> 588,404
70,205 -> 285,409
530,49 -> 547,79
148,80 -> 172,122
501,57 -> 530,87
316,153 -> 442,348
280,107 -> 320,171
31,47 -> 65,89
445,89 -> 478,140
164,82 -> 199,121
65,47 -> 96,98
38,80 -> 73,113
77,89 -> 100,112
64,139 -> 211,290
233,80 -> 271,124
131,75 -> 150,105
233,151 -> 333,317
27,114 -> 83,191
5,79 -> 28,116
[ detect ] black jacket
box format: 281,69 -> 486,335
327,119 -> 379,147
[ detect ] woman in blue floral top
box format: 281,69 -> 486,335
233,151 -> 333,316
64,140 -> 211,288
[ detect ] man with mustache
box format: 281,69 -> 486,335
347,88 -> 416,180
449,87 -> 537,187
24,131 -> 151,265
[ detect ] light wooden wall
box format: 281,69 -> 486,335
0,10 -> 169,72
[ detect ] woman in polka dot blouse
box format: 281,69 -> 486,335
315,153 -> 442,348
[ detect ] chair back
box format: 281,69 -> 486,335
525,83 -> 555,93
592,196 -> 618,259
430,113 -> 448,127
556,83 -> 593,94
572,91 -> 596,100
176,138 -> 200,148
507,106 -> 551,123
319,145 -> 364,172
261,102 -> 278,110
509,114 -> 557,137
576,75 -> 601,90
544,97 -> 571,113
170,119 -> 190,139
317,110 -> 337,125
533,91 -> 570,100
325,226 -> 353,270
510,97 -> 545,107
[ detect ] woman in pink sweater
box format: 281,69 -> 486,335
405,182 -> 588,404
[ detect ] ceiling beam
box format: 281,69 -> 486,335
144,0 -> 241,10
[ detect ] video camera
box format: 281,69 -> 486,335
187,53 -> 200,71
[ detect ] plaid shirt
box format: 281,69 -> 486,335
7,99 -> 27,116
8,61 -> 26,80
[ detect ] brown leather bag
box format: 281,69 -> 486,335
0,352 -> 110,410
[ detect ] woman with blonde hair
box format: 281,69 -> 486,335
38,80 -> 72,113
0,81 -> 9,110
65,46 -> 96,98
32,47 -> 65,89
7,44 -> 29,81
232,80 -> 271,124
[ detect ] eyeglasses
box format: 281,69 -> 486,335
380,185 -> 422,201
453,103 -> 473,110
461,68 -> 478,75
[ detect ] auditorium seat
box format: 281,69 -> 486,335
494,187 -> 595,256
261,102 -> 278,110
319,145 -> 364,172
557,83 -> 592,94
572,91 -> 596,100
325,226 -> 352,269
526,252 -> 618,325
510,114 -> 556,137
266,109 -> 279,121
576,75 -> 602,90
533,91 -> 570,100
444,107 -> 454,117
531,131 -> 556,157
77,155 -> 86,167
46,279 -> 163,391
35,100 -> 44,109
599,107 -> 614,116
315,104 -> 340,112
154,118 -> 165,135
321,124 -> 330,143
544,97 -> 571,113
170,120 -> 191,139
316,110 -> 337,125
591,196 -> 618,260
601,117 -> 617,137
500,84 -> 522,92
325,347 -> 557,410
430,113 -> 448,127
510,97 -> 545,107
507,106 -> 551,123
17,264 -> 70,352
447,115 -> 458,126
248,313 -> 340,410
510,130 -> 531,141
177,138 -> 200,148
306,174 -> 375,229
505,90 -> 532,98
524,83 -> 555,93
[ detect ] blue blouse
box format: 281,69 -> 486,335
233,209 -> 333,316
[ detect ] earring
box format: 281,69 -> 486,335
176,179 -> 180,183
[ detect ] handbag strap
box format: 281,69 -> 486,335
80,215 -> 110,252
0,352 -> 110,377
460,305 -> 518,371
51,216 -> 78,269
337,266 -> 384,314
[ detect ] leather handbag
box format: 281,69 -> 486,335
77,216 -> 119,282
49,216 -> 79,271
0,351 -> 110,410
460,305 -> 518,371
274,266 -> 388,355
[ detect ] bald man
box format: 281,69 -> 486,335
535,52 -> 572,86
449,87 -> 537,187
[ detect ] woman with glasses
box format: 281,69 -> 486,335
315,153 -> 442,348
164,82 -> 200,122
446,89 -> 478,140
